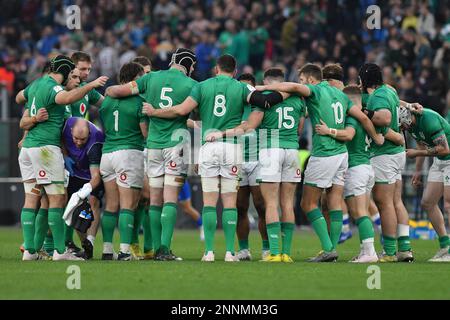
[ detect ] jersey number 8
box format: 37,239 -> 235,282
213,95 -> 226,117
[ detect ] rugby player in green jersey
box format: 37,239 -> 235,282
16,55 -> 108,261
315,85 -> 404,262
143,54 -> 288,262
106,48 -> 197,261
359,63 -> 413,262
399,106 -> 450,262
257,63 -> 383,262
235,73 -> 269,261
68,52 -> 104,118
241,68 -> 306,263
128,56 -> 152,260
99,62 -> 147,261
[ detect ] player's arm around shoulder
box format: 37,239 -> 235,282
348,106 -> 384,145
56,76 -> 108,105
384,128 -> 405,146
314,119 -> 355,142
255,82 -> 311,97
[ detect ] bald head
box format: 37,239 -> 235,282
71,118 -> 90,148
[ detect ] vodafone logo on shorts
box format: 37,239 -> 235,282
120,173 -> 127,181
39,170 -> 46,178
169,161 -> 177,168
231,166 -> 238,175
296,169 -> 301,176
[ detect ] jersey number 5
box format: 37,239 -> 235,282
159,87 -> 173,108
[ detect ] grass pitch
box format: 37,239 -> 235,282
0,226 -> 449,300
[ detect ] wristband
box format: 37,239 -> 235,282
365,109 -> 375,119
329,128 -> 337,137
130,81 -> 139,95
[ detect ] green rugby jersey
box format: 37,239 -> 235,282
366,85 -> 404,157
99,95 -> 146,154
190,74 -> 252,144
305,81 -> 353,157
345,116 -> 371,168
22,75 -> 66,148
136,68 -> 197,149
409,108 -> 450,160
256,94 -> 305,149
70,82 -> 102,118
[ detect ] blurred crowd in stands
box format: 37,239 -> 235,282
1,0 -> 449,119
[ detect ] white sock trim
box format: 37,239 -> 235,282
397,224 -> 410,237
103,242 -> 113,254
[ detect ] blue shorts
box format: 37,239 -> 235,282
178,181 -> 191,202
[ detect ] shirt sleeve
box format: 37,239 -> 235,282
368,94 -> 389,112
426,115 -> 446,141
242,82 -> 254,102
345,116 -> 358,129
48,84 -> 64,105
136,72 -> 151,94
24,85 -> 30,101
87,143 -> 103,167
88,89 -> 102,105
189,82 -> 202,103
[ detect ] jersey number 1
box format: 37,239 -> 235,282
113,110 -> 119,132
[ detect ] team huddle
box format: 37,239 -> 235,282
16,47 -> 450,263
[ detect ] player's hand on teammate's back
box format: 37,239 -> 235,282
315,119 -> 330,135
36,108 -> 48,122
205,131 -> 223,142
91,76 -> 109,88
410,103 -> 423,114
411,171 -> 422,187
142,102 -> 155,116
406,148 -> 419,158
373,134 -> 384,146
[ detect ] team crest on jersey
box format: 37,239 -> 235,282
120,173 -> 127,181
80,103 -> 86,115
39,170 -> 46,178
419,132 -> 425,140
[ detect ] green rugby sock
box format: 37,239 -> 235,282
48,208 -> 65,254
101,211 -> 118,243
161,202 -> 178,249
222,208 -> 238,253
383,235 -> 397,256
131,202 -> 145,245
119,209 -> 134,245
356,216 -> 375,242
281,222 -> 295,255
44,233 -> 54,255
239,239 -> 249,251
202,206 -> 217,252
262,240 -> 270,251
329,210 -> 343,250
398,236 -> 412,252
143,207 -> 153,252
306,208 -> 333,252
21,208 -> 36,253
266,222 -> 281,255
64,224 -> 74,243
149,205 -> 162,251
34,208 -> 48,250
439,235 -> 450,249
